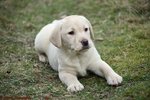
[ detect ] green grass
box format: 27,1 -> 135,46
0,0 -> 150,99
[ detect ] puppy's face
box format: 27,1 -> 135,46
50,15 -> 94,52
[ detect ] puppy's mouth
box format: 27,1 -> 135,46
71,45 -> 90,53
79,46 -> 90,52
82,46 -> 89,50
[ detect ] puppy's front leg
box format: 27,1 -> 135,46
89,60 -> 123,85
59,71 -> 84,92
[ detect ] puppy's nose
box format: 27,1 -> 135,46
81,39 -> 89,47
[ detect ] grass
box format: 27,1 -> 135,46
0,0 -> 150,99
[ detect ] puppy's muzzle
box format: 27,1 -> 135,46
81,39 -> 89,50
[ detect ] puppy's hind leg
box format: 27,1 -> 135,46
38,53 -> 47,62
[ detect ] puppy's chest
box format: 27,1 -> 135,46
66,55 -> 89,76
76,60 -> 87,76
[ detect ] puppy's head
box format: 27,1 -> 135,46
50,15 -> 94,52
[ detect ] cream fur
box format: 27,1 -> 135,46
34,15 -> 123,92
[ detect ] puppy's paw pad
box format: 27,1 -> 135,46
67,83 -> 84,92
107,73 -> 123,86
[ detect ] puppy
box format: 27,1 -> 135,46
34,15 -> 122,92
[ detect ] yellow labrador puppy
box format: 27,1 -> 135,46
34,15 -> 122,92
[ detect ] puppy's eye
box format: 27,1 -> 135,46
84,28 -> 88,32
68,31 -> 74,35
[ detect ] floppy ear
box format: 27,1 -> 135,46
81,16 -> 94,40
49,22 -> 62,48
88,20 -> 94,40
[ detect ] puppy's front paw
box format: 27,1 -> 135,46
106,72 -> 123,86
67,83 -> 84,92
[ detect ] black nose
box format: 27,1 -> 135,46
81,39 -> 89,47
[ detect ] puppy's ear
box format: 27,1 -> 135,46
81,16 -> 95,40
49,22 -> 62,48
86,19 -> 94,40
